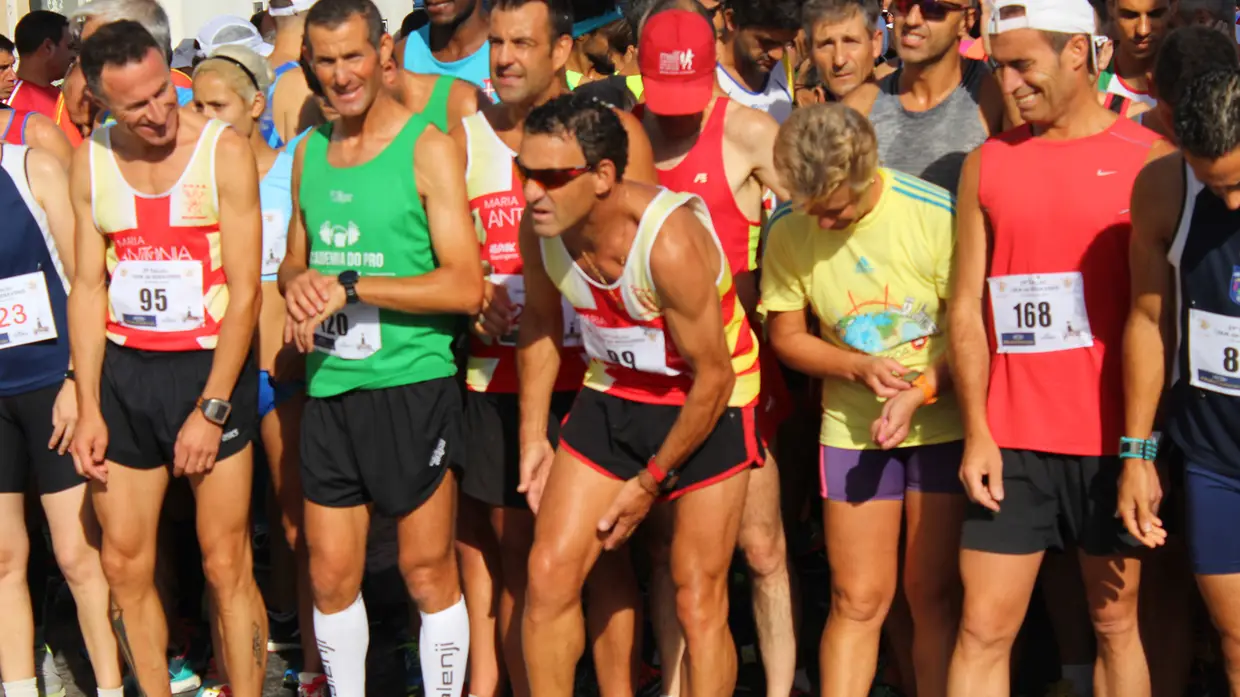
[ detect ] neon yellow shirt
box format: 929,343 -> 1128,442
760,168 -> 964,449
566,69 -> 644,100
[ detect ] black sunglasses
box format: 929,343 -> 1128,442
892,0 -> 969,21
515,160 -> 594,189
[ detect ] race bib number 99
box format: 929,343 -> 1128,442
1189,308 -> 1240,396
581,321 -> 675,375
987,272 -> 1094,354
0,271 -> 58,349
314,303 -> 381,360
110,260 -> 205,332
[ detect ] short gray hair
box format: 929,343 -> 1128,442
70,0 -> 172,60
801,0 -> 880,40
1178,0 -> 1234,26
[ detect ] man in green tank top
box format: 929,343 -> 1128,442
276,1 -> 484,695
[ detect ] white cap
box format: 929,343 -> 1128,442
987,0 -> 1097,36
196,15 -> 274,58
268,0 -> 318,17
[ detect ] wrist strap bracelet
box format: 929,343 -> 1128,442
1119,436 -> 1158,461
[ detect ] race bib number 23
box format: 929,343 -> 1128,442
0,271 -> 58,349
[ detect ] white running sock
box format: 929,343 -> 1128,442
1062,663 -> 1094,696
97,688 -> 124,697
419,595 -> 470,697
314,595 -> 369,697
3,678 -> 38,697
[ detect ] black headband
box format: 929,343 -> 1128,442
206,53 -> 260,91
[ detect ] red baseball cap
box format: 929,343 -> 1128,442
638,9 -> 716,116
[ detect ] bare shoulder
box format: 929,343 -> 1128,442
649,197 -> 715,272
414,125 -> 459,172
1133,150 -> 1184,220
841,82 -> 880,116
723,99 -> 778,142
447,79 -> 482,116
24,145 -> 62,180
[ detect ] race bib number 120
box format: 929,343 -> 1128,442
987,272 -> 1094,354
314,303 -> 381,360
0,271 -> 57,349
1189,308 -> 1240,396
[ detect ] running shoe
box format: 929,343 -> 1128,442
297,674 -> 329,697
37,645 -> 65,697
192,658 -> 223,697
267,610 -> 301,652
196,685 -> 231,697
168,650 -> 203,694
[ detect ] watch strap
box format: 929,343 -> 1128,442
1119,436 -> 1158,461
912,373 -> 938,405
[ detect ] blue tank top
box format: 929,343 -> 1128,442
260,150 -> 295,282
0,144 -> 69,396
403,25 -> 495,103
260,61 -> 302,149
1167,160 -> 1240,474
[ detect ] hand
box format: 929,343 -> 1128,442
597,473 -> 659,551
286,283 -> 347,353
283,269 -> 336,323
870,387 -> 925,450
1116,459 -> 1167,548
855,356 -> 913,398
70,410 -> 109,484
474,282 -> 515,339
49,380 -> 78,455
517,439 -> 555,514
173,409 -> 223,478
959,435 -> 1004,512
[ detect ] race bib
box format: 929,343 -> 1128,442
581,321 -> 674,375
314,303 -> 381,360
1189,308 -> 1240,396
261,210 -> 288,277
987,272 -> 1094,354
0,271 -> 58,349
110,260 -> 205,332
493,274 -> 583,348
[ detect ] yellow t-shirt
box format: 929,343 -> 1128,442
760,168 -> 964,449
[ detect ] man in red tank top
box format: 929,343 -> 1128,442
635,7 -> 801,697
946,3 -> 1174,697
67,22 -> 267,697
6,12 -> 72,120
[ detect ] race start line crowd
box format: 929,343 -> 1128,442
1,0 -> 1240,696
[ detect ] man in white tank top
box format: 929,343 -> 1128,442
714,0 -> 800,124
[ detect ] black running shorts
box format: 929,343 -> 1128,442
960,449 -> 1140,557
0,381 -> 82,494
100,344 -> 258,470
301,378 -> 463,518
559,388 -> 765,500
460,390 -> 576,509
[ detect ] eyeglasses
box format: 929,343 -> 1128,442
515,160 -> 594,189
892,0 -> 969,21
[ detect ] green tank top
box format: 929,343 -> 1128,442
424,75 -> 454,133
301,113 -> 459,398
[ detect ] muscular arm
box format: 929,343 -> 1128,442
352,128 -> 484,315
947,148 -> 993,440
27,148 -> 75,281
67,146 -> 108,414
204,129 -> 263,402
649,207 -> 737,473
24,113 -> 73,170
516,214 -> 563,446
616,109 -> 658,185
1123,150 -> 1182,442
733,105 -> 788,200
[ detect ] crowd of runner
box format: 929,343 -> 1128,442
1,0 -> 1239,696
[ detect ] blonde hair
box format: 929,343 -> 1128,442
774,103 -> 878,204
193,44 -> 275,104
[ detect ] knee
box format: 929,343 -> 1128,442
100,543 -> 153,595
830,579 -> 894,628
957,604 -> 1021,654
525,542 -> 584,619
201,539 -> 252,596
52,537 -> 104,587
674,570 -> 729,642
309,553 -> 362,613
1091,597 -> 1141,645
0,535 -> 29,580
740,522 -> 788,582
399,544 -> 459,610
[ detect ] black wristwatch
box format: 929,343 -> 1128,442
338,270 -> 360,304
197,397 -> 233,426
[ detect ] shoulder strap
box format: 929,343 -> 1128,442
425,75 -> 454,133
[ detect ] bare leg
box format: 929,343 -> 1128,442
947,550 -> 1043,697
587,548 -> 641,697
524,451 -> 625,697
1079,553 -> 1148,697
903,492 -> 965,697
0,493 -> 35,683
1197,572 -> 1240,696
646,506 -> 684,696
93,464 -> 173,697
457,495 -> 502,697
42,484 -> 122,688
737,454 -> 796,697
819,499 -> 902,697
492,506 -> 535,697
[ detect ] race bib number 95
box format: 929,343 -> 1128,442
110,260 -> 205,332
1189,308 -> 1240,396
987,272 -> 1094,354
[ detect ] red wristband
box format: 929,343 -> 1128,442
646,457 -> 669,484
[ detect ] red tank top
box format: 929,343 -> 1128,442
651,98 -> 760,275
462,112 -> 586,393
978,118 -> 1162,456
1,110 -> 30,145
6,80 -> 58,120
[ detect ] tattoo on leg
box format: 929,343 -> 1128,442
253,621 -> 263,666
110,596 -> 145,697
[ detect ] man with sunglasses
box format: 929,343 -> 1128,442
946,2 -> 1173,696
516,91 -> 763,697
634,7 -> 801,697
278,1 -> 484,695
448,0 -> 656,693
844,0 -> 1006,193
715,0 -> 801,124
1098,0 -> 1174,109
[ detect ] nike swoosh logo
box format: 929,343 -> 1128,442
1097,169 -> 1117,176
